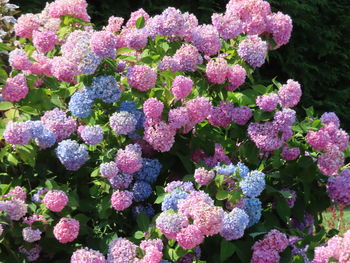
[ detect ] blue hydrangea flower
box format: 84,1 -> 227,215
236,162 -> 249,178
118,100 -> 145,130
78,52 -> 102,75
88,75 -> 121,103
35,127 -> 57,149
68,89 -> 94,118
134,158 -> 162,183
243,197 -> 262,227
239,170 -> 265,197
161,189 -> 188,211
55,139 -> 89,171
220,208 -> 249,240
132,204 -> 155,218
80,125 -> 103,145
215,163 -> 236,175
132,180 -> 152,202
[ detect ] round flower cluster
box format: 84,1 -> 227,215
3,121 -> 33,145
110,111 -> 138,135
48,0 -> 90,22
192,24 -> 221,56
162,188 -> 189,211
237,35 -> 268,68
171,76 -> 193,99
205,58 -> 228,84
32,28 -> 58,53
0,199 -> 28,221
251,229 -> 289,263
194,168 -> 215,186
3,186 -> 26,201
132,180 -> 153,202
220,208 -> 249,241
226,64 -> 247,91
87,75 -> 122,103
71,247 -> 107,263
243,197 -> 262,227
19,244 -> 41,262
68,89 -> 94,118
143,98 -> 164,119
42,190 -> 68,212
281,146 -> 300,161
115,144 -> 142,174
134,158 -> 162,183
208,101 -> 235,127
53,217 -> 80,243
278,79 -> 302,108
111,190 -> 133,211
8,49 -> 32,70
127,65 -> 157,91
186,97 -> 212,124
168,107 -> 190,129
41,108 -> 77,142
239,170 -> 266,197
22,227 -> 42,243
55,139 -> 89,171
79,125 -> 103,145
90,30 -> 117,58
211,13 -> 243,40
313,230 -> 350,263
256,93 -> 279,111
144,121 -> 176,152
2,74 -> 28,102
100,162 -> 119,179
327,169 -> 350,206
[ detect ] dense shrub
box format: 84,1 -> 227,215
0,0 -> 349,262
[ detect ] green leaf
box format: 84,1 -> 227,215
0,101 -> 13,111
117,47 -> 135,55
21,106 -> 38,115
136,212 -> 150,231
7,153 -> 19,166
216,189 -> 229,200
136,16 -> 145,29
134,231 -> 144,239
220,240 -> 235,262
276,198 -> 291,222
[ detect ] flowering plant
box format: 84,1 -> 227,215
0,0 -> 349,262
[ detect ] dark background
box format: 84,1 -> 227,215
12,0 -> 350,130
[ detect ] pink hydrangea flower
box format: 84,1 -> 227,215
156,211 -> 189,240
126,8 -> 149,28
0,199 -> 28,221
168,107 -> 190,129
28,52 -> 53,76
208,101 -> 235,127
48,0 -> 90,22
143,98 -> 164,119
90,30 -> 117,58
144,121 -> 176,152
306,129 -> 330,151
71,248 -> 107,263
317,145 -> 345,176
41,108 -> 77,142
32,28 -> 58,53
176,225 -> 204,249
22,227 -> 42,243
231,106 -> 252,125
115,144 -> 143,174
42,190 -> 68,212
171,76 -> 193,99
51,56 -> 78,83
111,190 -> 133,211
193,204 -> 224,236
14,13 -> 40,38
107,238 -> 137,263
266,12 -> 293,48
278,79 -> 302,108
211,13 -> 243,40
53,217 -> 80,243
192,24 -> 221,56
2,74 -> 28,102
3,121 -> 32,145
172,44 -> 203,72
3,186 -> 26,201
124,29 -> 148,50
104,16 -> 124,33
9,49 -> 32,70
206,58 -> 229,84
194,168 -> 215,186
127,65 -> 157,91
186,97 -> 212,123
140,239 -> 163,252
226,64 -> 246,91
100,162 -> 119,179
237,35 -> 268,68
256,93 -> 279,111
281,146 -> 300,161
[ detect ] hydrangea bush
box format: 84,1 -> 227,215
0,0 -> 349,262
